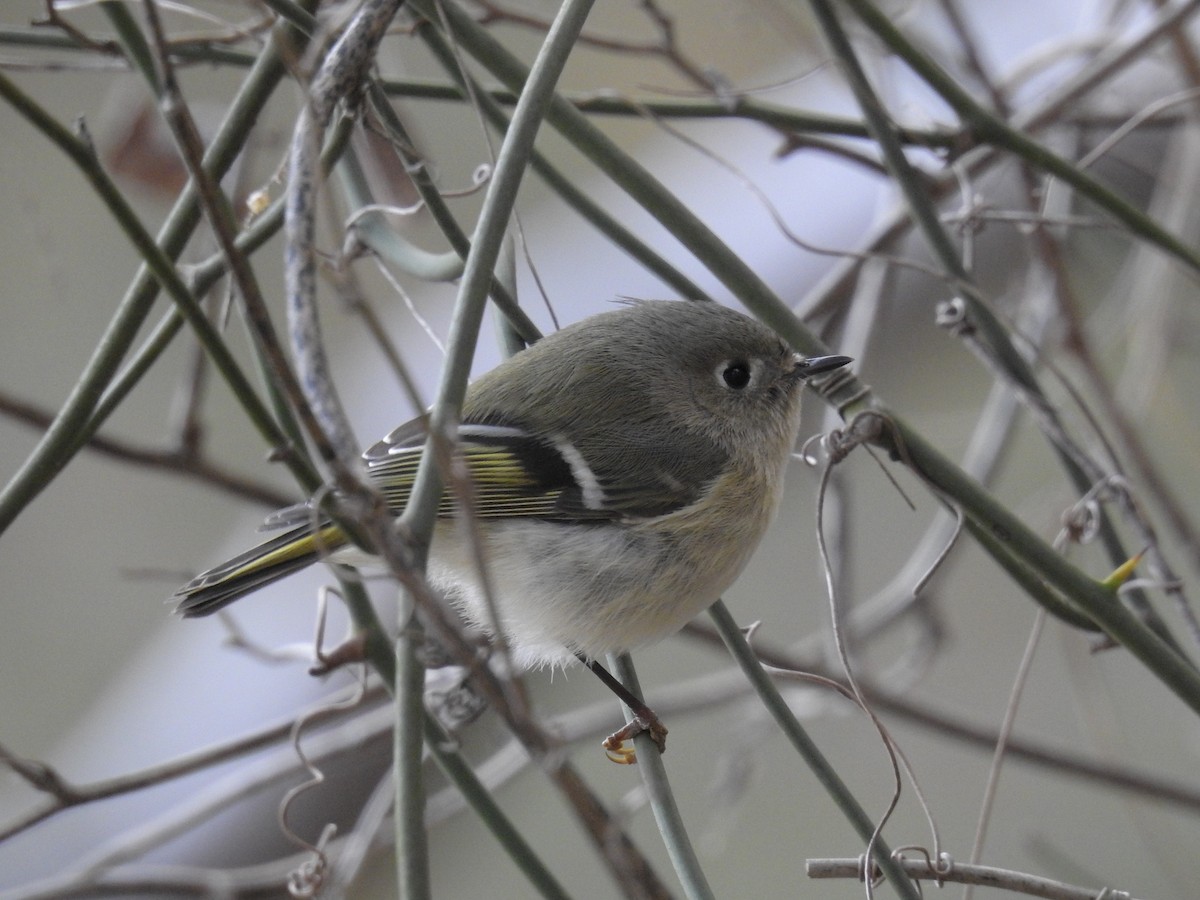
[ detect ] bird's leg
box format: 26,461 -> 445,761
577,653 -> 668,764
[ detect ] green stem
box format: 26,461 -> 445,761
73,114 -> 354,482
609,654 -> 715,900
333,576 -> 572,900
359,85 -> 543,342
709,601 -> 921,900
413,22 -> 709,304
809,0 -> 1176,651
410,0 -> 827,353
842,0 -> 1200,276
395,608 -> 430,900
421,714 -> 575,900
883,412 -> 1200,709
100,2 -> 159,92
402,3 -> 673,896
0,23 -> 320,534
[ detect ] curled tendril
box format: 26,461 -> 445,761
934,296 -> 972,336
287,823 -> 336,898
1058,495 -> 1102,547
344,199 -> 428,229
797,410 -> 883,467
855,852 -> 885,888
1055,474 -> 1134,549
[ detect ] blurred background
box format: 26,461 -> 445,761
2,1 -> 1200,897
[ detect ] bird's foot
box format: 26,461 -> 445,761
602,712 -> 668,765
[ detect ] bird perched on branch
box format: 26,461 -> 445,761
175,299 -> 851,761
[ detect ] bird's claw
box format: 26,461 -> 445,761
602,713 -> 668,765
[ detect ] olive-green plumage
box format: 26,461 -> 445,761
174,300 -> 850,667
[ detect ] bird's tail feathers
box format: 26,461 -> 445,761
173,522 -> 344,617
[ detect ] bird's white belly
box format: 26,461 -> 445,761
428,467 -> 780,668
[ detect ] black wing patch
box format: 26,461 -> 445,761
360,413 -> 720,523
364,421 -> 612,522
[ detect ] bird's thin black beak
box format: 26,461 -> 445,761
795,354 -> 853,377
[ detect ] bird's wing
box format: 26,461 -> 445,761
363,416 -> 728,522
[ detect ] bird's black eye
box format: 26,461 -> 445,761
721,361 -> 752,389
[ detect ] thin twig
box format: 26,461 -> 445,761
808,856 -> 1143,900
469,0 -> 715,89
610,653 -> 715,900
0,8 -> 320,538
141,0 -> 336,490
0,389 -> 294,509
963,610 -> 1047,900
0,685 -> 384,844
399,1 -> 675,894
708,600 -> 922,900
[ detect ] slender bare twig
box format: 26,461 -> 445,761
140,0 -> 340,486
808,856 -> 1143,900
0,685 -> 385,844
963,610 -> 1047,900
680,622 -> 1200,813
9,642 -> 1200,856
468,0 -> 715,89
0,389 -> 294,508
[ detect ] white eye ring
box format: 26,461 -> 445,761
717,359 -> 753,390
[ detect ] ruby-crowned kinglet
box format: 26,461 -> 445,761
175,300 -> 850,757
